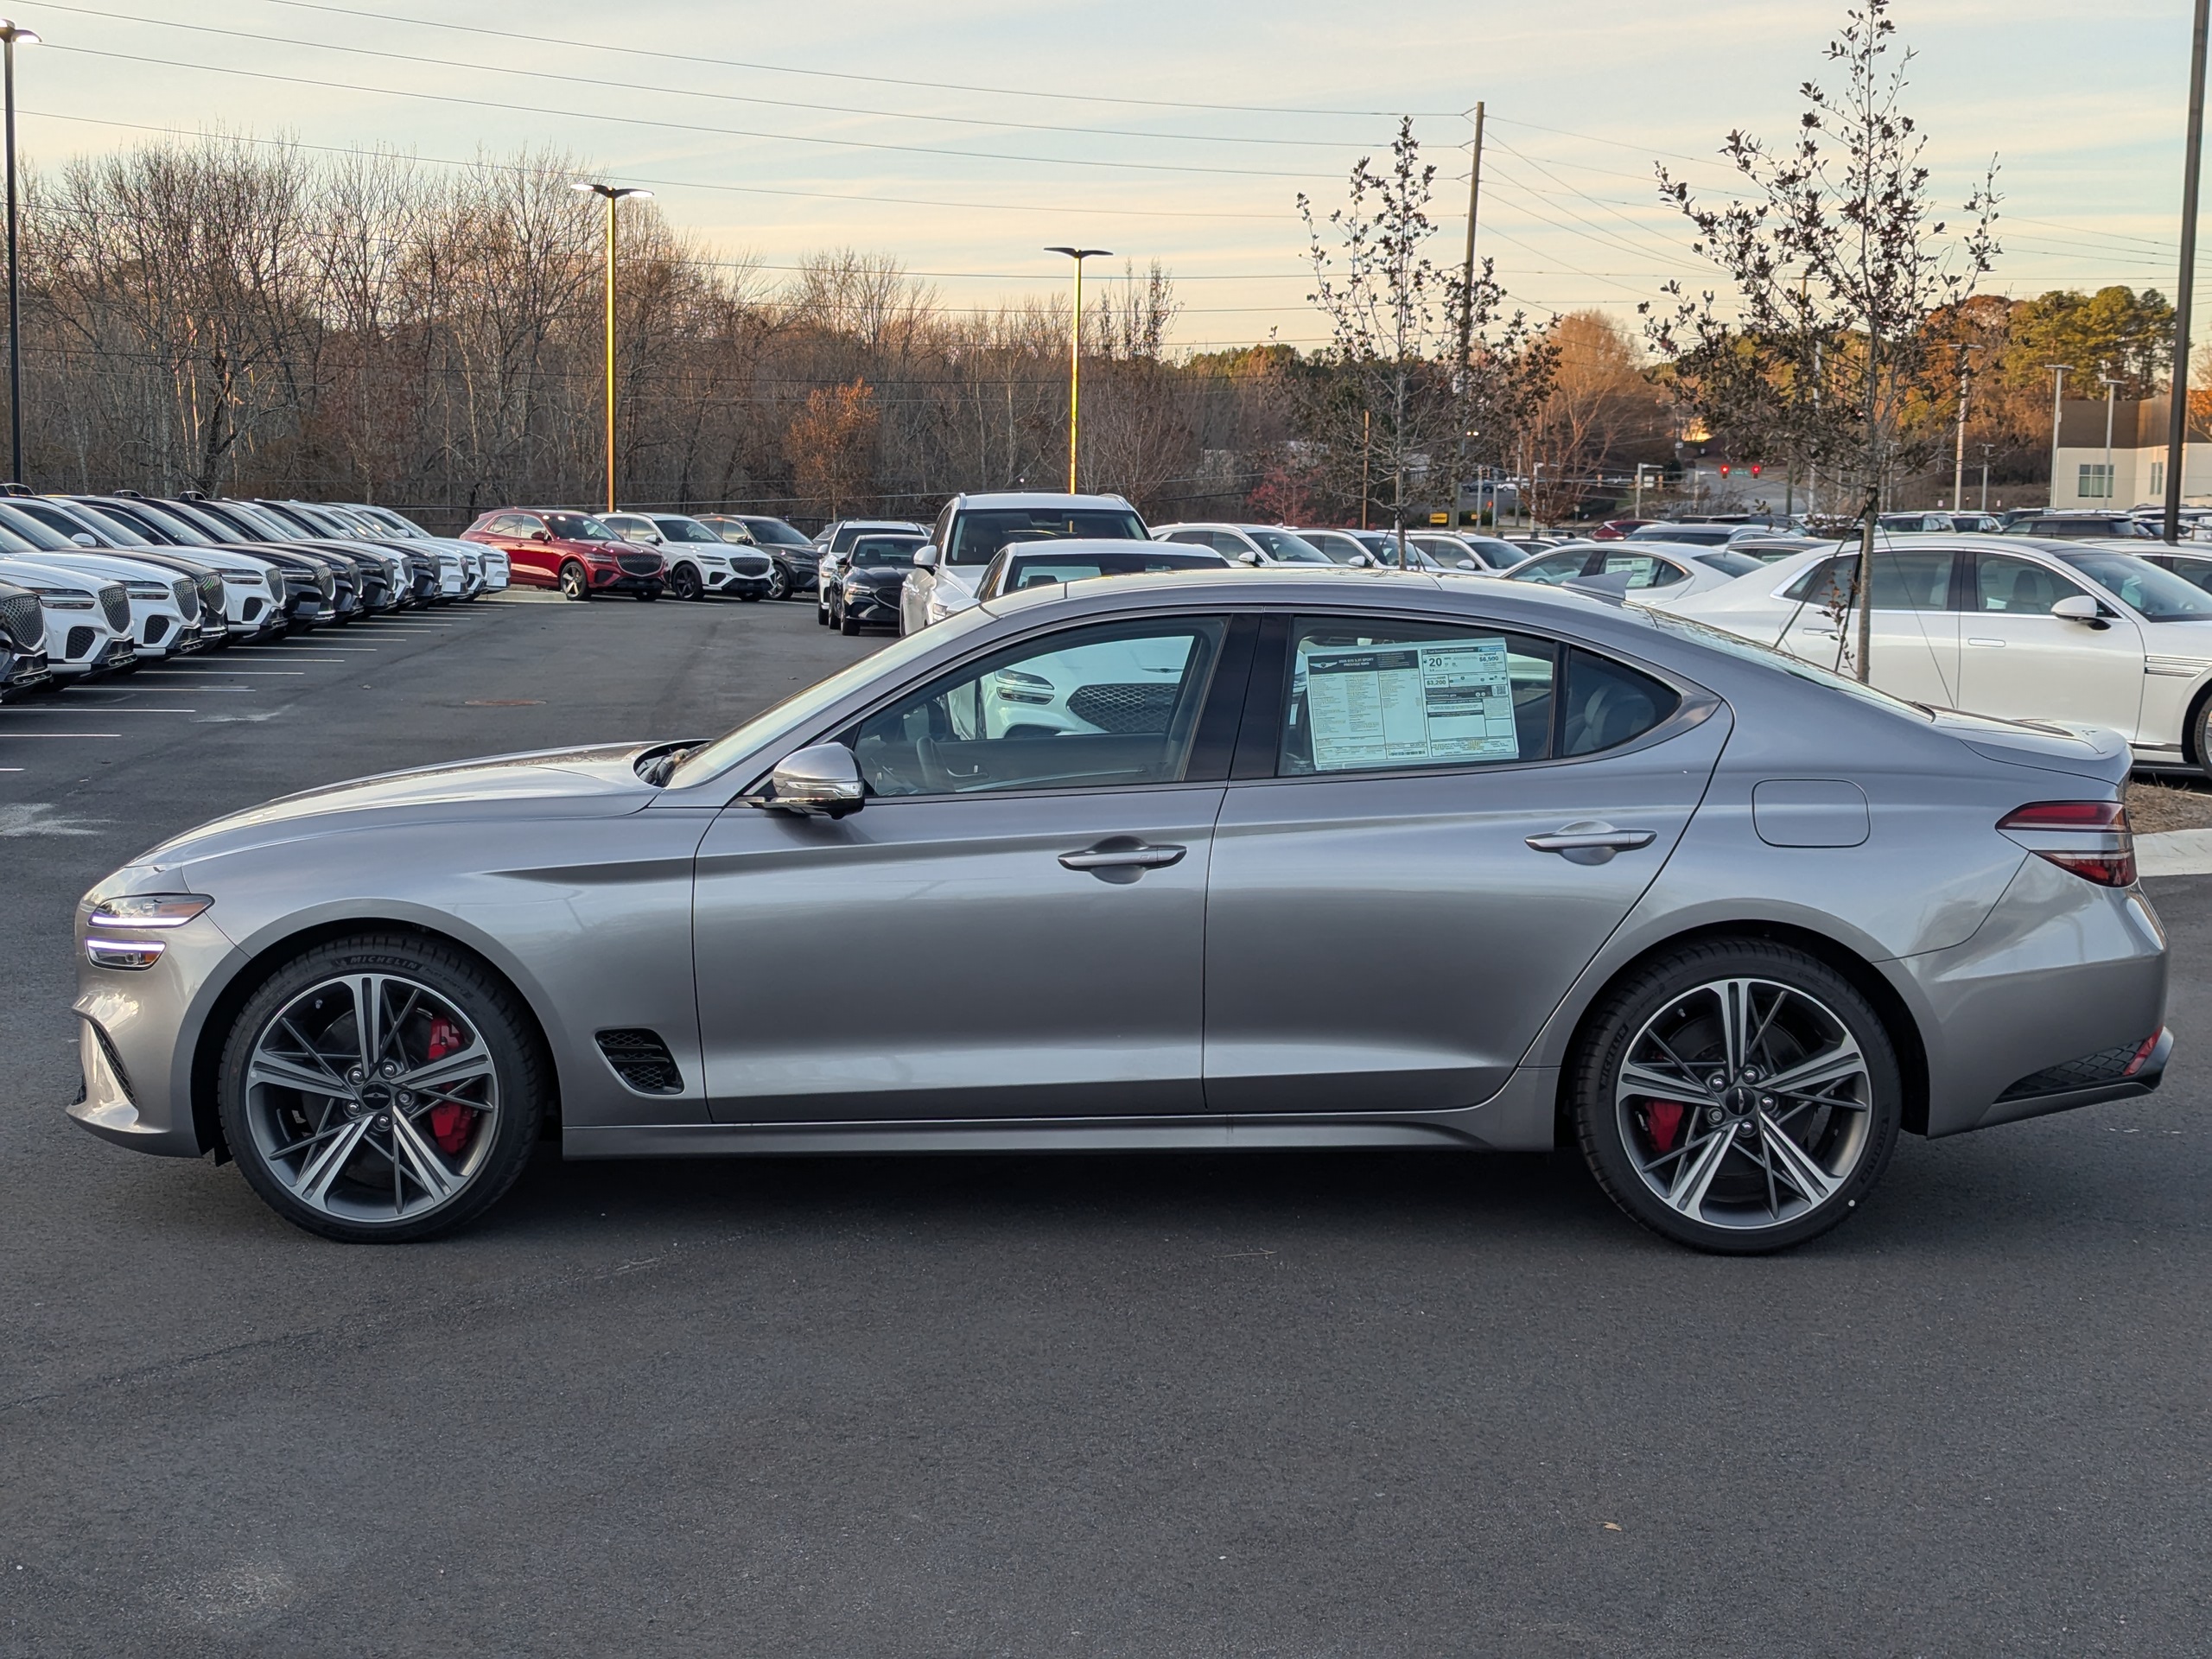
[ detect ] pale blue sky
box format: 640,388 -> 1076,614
11,0 -> 2196,348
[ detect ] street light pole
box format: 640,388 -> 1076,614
2168,0 -> 2209,543
0,19 -> 39,486
2101,374 -> 2122,503
1951,344 -> 1980,511
1046,246 -> 1109,493
573,181 -> 652,515
2044,364 -> 2071,505
1979,442 -> 1994,512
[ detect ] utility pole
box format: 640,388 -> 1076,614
1978,442 -> 1994,512
2169,0 -> 2209,543
0,20 -> 37,486
1453,102 -> 1485,526
2044,364 -> 2071,506
1360,409 -> 1371,530
1951,345 -> 1980,511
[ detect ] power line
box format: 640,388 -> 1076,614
48,43 -> 1332,181
252,0 -> 1465,119
37,3 -> 1382,153
18,109 -> 1293,221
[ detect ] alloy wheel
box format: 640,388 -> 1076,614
559,562 -> 588,601
240,973 -> 500,1227
1613,976 -> 1874,1233
766,564 -> 790,601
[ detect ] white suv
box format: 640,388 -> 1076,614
0,556 -> 138,679
604,512 -> 774,601
900,494 -> 1149,634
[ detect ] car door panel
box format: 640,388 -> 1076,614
1777,548 -> 1961,709
1957,553 -> 2145,737
693,789 -> 1222,1122
1203,618 -> 1732,1116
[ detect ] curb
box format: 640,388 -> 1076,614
2138,828 -> 2212,877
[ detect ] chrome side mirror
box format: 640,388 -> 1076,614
2051,594 -> 2100,624
1238,550 -> 1262,566
914,544 -> 940,569
766,744 -> 864,817
1458,558 -> 1478,571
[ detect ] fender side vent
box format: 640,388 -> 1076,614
594,1028 -> 684,1095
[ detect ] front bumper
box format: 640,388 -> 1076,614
843,584 -> 904,622
0,645 -> 50,698
593,568 -> 665,594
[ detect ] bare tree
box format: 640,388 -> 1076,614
1647,0 -> 1998,678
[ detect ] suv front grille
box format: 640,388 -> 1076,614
170,576 -> 198,620
616,553 -> 663,578
315,567 -> 334,600
195,572 -> 223,620
1067,682 -> 1178,734
97,585 -> 130,632
594,1029 -> 684,1095
0,591 -> 40,646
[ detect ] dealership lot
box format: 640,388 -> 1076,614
4,594 -> 2211,1655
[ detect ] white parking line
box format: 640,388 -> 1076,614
0,706 -> 198,714
0,731 -> 120,738
143,668 -> 306,676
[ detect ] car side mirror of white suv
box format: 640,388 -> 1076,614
72,532 -> 99,547
2051,594 -> 2104,626
914,545 -> 939,569
1237,550 -> 1262,566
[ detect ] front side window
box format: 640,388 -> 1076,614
2055,550 -> 2212,620
1599,552 -> 1688,589
1246,529 -> 1331,564
651,517 -> 722,543
1974,555 -> 2086,615
849,617 -> 1228,798
947,507 -> 1148,565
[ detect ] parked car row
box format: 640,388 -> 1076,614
458,507 -> 827,605
0,491 -> 505,696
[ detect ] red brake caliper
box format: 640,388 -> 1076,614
1647,1100 -> 1688,1154
424,1016 -> 474,1155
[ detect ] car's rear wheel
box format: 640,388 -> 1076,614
558,561 -> 589,601
217,934 -> 548,1243
1573,940 -> 1900,1254
669,563 -> 702,601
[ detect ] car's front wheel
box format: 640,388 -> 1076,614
558,561 -> 589,601
217,933 -> 549,1243
1573,940 -> 1901,1254
668,563 -> 702,601
765,564 -> 791,601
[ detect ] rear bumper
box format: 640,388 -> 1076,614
1891,857 -> 2171,1137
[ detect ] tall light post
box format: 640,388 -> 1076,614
1046,245 -> 1109,493
573,181 -> 652,514
1,19 -> 39,486
2044,364 -> 2071,506
1950,344 -> 1981,510
2100,374 -> 2122,503
2167,0 -> 2209,543
1978,442 -> 1994,512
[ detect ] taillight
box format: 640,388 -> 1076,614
1997,800 -> 2136,887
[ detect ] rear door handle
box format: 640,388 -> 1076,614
1525,822 -> 1657,866
1967,637 -> 2005,647
1059,840 -> 1187,871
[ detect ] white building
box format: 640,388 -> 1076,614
2050,394 -> 2212,509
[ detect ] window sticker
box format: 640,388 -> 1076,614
1301,638 -> 1521,771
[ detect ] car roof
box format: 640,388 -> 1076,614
953,491 -> 1132,511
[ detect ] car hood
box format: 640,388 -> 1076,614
852,563 -> 914,579
138,742 -> 664,866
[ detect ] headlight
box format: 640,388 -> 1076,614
87,893 -> 213,928
993,669 -> 1054,704
23,586 -> 93,608
123,582 -> 169,599
220,571 -> 267,588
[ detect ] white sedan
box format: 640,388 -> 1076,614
1652,534 -> 2212,770
1497,540 -> 1770,601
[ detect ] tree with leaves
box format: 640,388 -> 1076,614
1646,0 -> 1998,681
1300,120 -> 1550,560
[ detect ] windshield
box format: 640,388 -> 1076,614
107,499 -> 212,543
849,536 -> 924,566
741,517 -> 813,547
545,513 -> 620,543
666,607 -> 997,790
948,507 -> 1147,565
2054,549 -> 2212,621
651,517 -> 722,543
1695,550 -> 1767,577
1246,528 -> 1332,564
1630,524 -> 1731,544
0,504 -> 81,550
0,518 -> 40,553
1003,550 -> 1219,589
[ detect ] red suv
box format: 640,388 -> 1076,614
462,509 -> 666,601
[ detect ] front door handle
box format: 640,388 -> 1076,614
1525,822 -> 1658,866
1059,840 -> 1187,872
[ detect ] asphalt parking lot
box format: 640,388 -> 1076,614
3,591 -> 2209,1656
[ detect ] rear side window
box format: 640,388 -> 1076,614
1782,550 -> 1954,610
1274,618 -> 1681,777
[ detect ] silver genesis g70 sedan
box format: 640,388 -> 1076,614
69,569 -> 2171,1251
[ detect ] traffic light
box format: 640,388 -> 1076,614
1751,462 -> 1763,477
1719,463 -> 1732,478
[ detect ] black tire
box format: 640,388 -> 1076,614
216,932 -> 549,1243
766,564 -> 791,601
559,560 -> 590,601
1572,938 -> 1901,1255
669,563 -> 702,601
2190,690 -> 2212,772
837,601 -> 861,635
